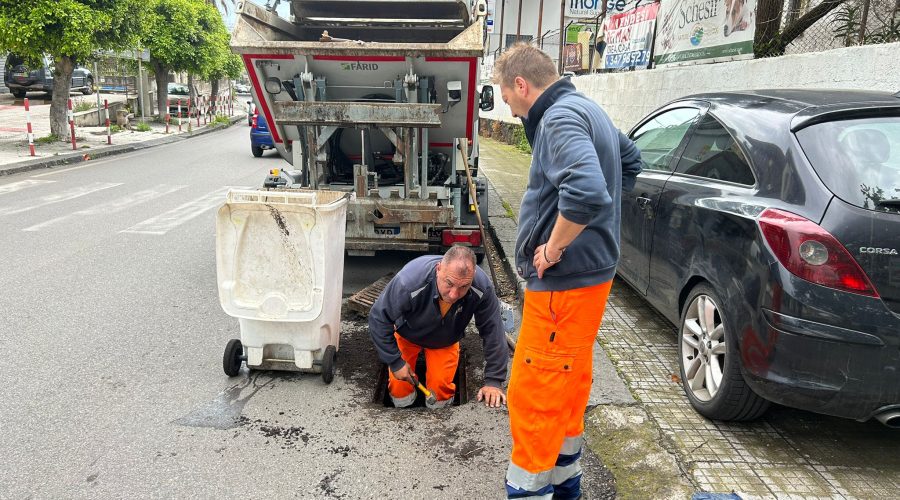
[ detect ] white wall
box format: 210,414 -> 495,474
481,42 -> 900,131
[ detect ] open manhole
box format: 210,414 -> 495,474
372,348 -> 470,407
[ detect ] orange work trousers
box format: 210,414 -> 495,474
506,281 -> 613,493
387,332 -> 460,408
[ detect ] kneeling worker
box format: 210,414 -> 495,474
369,246 -> 508,408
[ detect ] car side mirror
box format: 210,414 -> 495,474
479,86 -> 494,112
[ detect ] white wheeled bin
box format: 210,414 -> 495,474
216,189 -> 350,383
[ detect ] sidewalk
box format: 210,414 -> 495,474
479,137 -> 695,499
0,92 -> 248,176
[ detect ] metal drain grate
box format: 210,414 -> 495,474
347,272 -> 395,317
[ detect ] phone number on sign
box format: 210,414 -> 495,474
605,50 -> 650,68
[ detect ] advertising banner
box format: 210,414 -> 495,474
566,0 -> 603,18
603,2 -> 660,69
564,44 -> 583,72
486,0 -> 495,33
653,0 -> 756,66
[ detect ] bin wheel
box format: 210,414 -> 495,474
321,345 -> 337,384
223,339 -> 243,377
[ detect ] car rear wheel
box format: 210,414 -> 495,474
82,77 -> 94,95
11,89 -> 25,98
251,145 -> 263,157
678,283 -> 769,421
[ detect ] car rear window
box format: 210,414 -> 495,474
168,84 -> 190,95
796,116 -> 900,213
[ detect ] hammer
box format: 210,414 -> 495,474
409,373 -> 437,406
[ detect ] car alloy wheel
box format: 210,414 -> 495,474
681,293 -> 726,402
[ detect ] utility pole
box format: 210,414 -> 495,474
499,0 -> 506,52
516,0 -> 523,42
537,0 -> 544,45
558,0 -> 566,73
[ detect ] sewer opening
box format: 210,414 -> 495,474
372,348 -> 470,407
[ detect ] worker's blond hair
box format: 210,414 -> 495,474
492,43 -> 559,90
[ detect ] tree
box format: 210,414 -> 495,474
141,0 -> 234,118
755,0 -> 850,56
0,0 -> 143,141
205,52 -> 244,109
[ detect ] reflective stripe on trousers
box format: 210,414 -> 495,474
506,281 -> 613,497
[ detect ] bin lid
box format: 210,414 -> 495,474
216,189 -> 350,321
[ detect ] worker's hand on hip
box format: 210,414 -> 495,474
533,243 -> 562,279
392,362 -> 416,386
477,386 -> 507,408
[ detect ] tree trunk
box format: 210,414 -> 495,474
153,60 -> 170,121
780,0 -> 848,47
755,0 -> 785,47
210,79 -> 220,114
188,72 -> 196,107
50,55 -> 76,142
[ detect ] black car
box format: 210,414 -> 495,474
4,54 -> 94,98
620,89 -> 900,426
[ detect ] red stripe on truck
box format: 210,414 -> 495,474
242,54 -> 293,144
425,57 -> 477,140
313,56 -> 406,61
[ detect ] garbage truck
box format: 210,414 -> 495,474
230,0 -> 495,260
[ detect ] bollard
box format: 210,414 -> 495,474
178,99 -> 182,133
166,99 -> 170,134
105,99 -> 111,145
187,98 -> 193,133
195,97 -> 200,128
24,98 -> 35,156
68,98 -> 76,150
202,95 -> 207,125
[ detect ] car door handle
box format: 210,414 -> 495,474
636,197 -> 652,209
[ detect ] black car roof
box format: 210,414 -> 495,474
673,89 -> 900,132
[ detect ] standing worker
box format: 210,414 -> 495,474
492,44 -> 642,499
369,246 -> 508,409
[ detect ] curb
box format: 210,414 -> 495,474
0,114 -> 245,177
484,178 -> 527,316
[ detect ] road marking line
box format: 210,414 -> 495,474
0,179 -> 56,196
22,184 -> 187,232
0,182 -> 123,217
120,187 -> 235,235
30,153 -> 145,177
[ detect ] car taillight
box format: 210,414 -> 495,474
758,208 -> 878,297
442,229 -> 482,247
251,113 -> 258,128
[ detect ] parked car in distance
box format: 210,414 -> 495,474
4,54 -> 94,98
250,111 -> 275,157
235,83 -> 251,94
619,89 -> 900,426
166,82 -> 200,117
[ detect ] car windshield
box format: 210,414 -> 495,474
168,84 -> 190,95
796,116 -> 900,213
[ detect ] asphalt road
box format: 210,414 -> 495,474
0,124 -> 614,498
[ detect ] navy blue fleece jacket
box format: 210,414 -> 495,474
368,256 -> 508,388
515,78 -> 643,291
